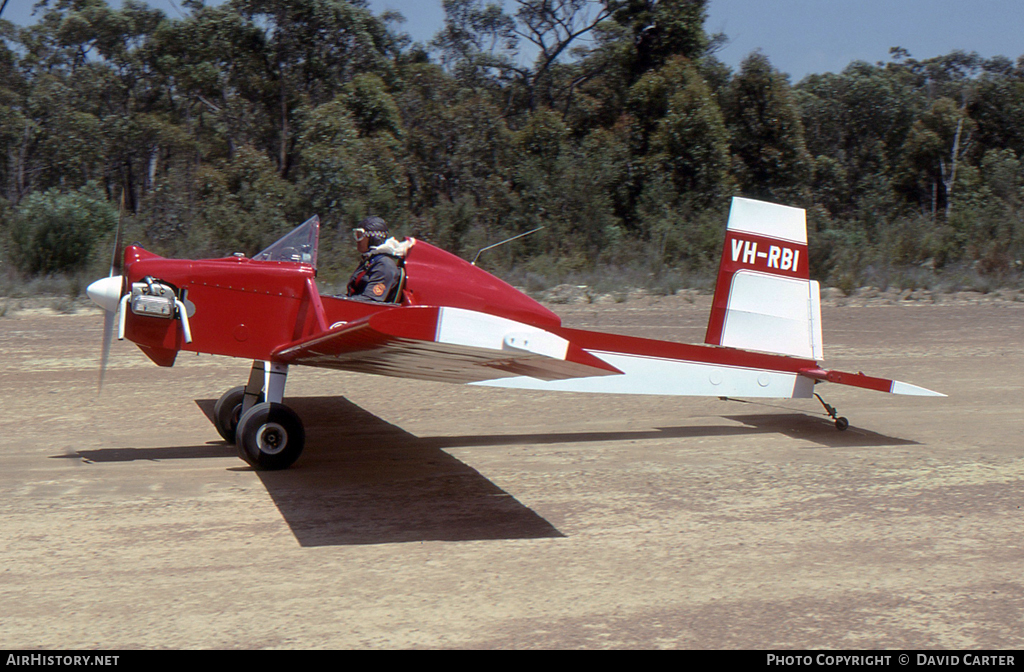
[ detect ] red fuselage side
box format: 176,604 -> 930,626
121,239 -> 560,366
397,241 -> 561,329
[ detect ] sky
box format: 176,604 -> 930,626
369,0 -> 1024,81
3,0 -> 1023,81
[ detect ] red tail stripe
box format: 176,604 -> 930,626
798,367 -> 894,393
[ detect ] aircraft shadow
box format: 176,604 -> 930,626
722,413 -> 920,448
56,398 -> 563,547
247,399 -> 918,547
236,397 -> 566,547
57,397 -> 918,547
61,444 -> 234,463
416,414 -> 917,451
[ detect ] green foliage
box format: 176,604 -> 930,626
723,52 -> 812,203
894,97 -> 975,214
297,95 -> 408,257
643,58 -> 732,208
342,73 -> 404,139
612,0 -> 711,79
8,182 -> 117,275
191,145 -> 304,257
796,61 -> 922,218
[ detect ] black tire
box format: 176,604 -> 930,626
835,416 -> 850,431
213,386 -> 264,443
236,402 -> 305,470
213,386 -> 245,442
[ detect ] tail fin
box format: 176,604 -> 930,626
705,197 -> 823,360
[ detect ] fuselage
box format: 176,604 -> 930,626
118,239 -> 565,367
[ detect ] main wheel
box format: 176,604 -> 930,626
236,401 -> 305,470
213,386 -> 245,442
213,386 -> 264,442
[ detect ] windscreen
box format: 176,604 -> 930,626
252,215 -> 320,267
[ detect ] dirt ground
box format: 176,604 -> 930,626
0,294 -> 1021,649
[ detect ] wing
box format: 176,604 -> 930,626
272,305 -> 623,384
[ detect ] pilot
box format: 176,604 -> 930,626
346,216 -> 403,303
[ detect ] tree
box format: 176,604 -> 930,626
191,145 -> 303,258
611,0 -> 709,81
509,109 -> 627,264
431,0 -> 518,90
722,52 -> 811,203
297,94 -> 407,238
969,74 -> 1024,164
224,0 -> 391,176
433,0 -> 621,113
895,97 -> 976,218
796,61 -> 922,218
643,58 -> 731,207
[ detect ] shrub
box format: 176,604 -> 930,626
8,182 -> 117,275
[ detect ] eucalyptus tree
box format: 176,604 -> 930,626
895,96 -> 976,219
433,0 -> 627,116
9,0 -> 179,212
641,57 -> 731,207
395,60 -> 516,255
222,0 -> 393,177
297,72 -> 409,266
431,0 -> 519,95
722,52 -> 811,204
0,17 -> 28,205
966,58 -> 1024,166
796,61 -> 922,219
610,0 -> 709,81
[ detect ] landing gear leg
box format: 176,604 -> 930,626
236,362 -> 306,470
815,393 -> 849,431
241,359 -> 266,415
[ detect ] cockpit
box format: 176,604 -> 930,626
249,215 -> 560,327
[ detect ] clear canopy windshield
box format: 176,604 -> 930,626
252,215 -> 320,268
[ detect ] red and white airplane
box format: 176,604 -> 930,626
87,197 -> 943,470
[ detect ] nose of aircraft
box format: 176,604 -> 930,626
87,275 -> 124,313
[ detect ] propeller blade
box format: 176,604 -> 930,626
89,275 -> 123,393
109,188 -> 126,277
97,186 -> 128,393
99,308 -> 115,392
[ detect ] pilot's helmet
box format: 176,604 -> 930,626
358,216 -> 390,245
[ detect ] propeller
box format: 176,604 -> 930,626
87,188 -> 127,392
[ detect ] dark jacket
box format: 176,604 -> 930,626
346,253 -> 401,303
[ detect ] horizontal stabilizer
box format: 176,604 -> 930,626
799,367 -> 945,397
890,381 -> 946,397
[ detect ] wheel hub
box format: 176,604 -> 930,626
256,422 -> 288,455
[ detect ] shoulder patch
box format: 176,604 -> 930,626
371,283 -> 386,296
